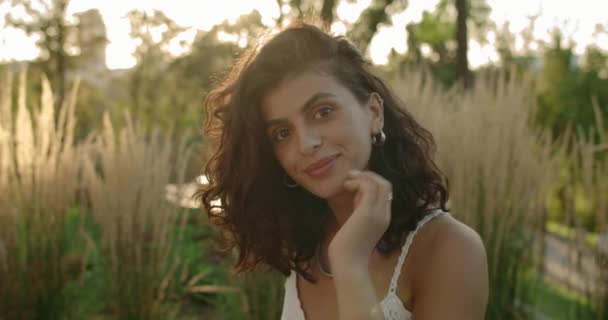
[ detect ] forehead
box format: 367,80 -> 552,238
261,71 -> 351,120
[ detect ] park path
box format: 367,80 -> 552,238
542,232 -> 601,295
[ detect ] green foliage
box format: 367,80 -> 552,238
206,266 -> 284,320
6,1 -> 108,109
388,0 -> 491,87
194,211 -> 285,320
536,32 -> 608,140
0,72 -> 234,319
120,10 -> 267,135
547,221 -> 599,249
468,172 -> 542,319
521,270 -> 594,320
0,71 -> 84,320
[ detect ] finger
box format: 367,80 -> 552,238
345,172 -> 379,207
356,171 -> 392,204
358,172 -> 393,229
342,170 -> 360,190
343,172 -> 377,207
359,171 -> 392,203
343,170 -> 364,192
355,172 -> 381,204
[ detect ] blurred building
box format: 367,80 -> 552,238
71,9 -> 109,88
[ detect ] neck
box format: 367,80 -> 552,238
317,192 -> 354,278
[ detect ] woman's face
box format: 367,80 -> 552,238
261,71 -> 383,199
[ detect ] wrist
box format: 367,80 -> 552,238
329,256 -> 369,280
328,241 -> 371,269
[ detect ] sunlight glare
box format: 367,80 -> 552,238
166,27 -> 196,57
0,28 -> 39,61
331,21 -> 347,36
336,0 -> 371,24
420,44 -> 432,57
150,25 -> 167,44
368,0 -> 438,65
396,0 -> 440,24
469,40 -> 500,69
1,0 -> 606,70
370,25 -> 406,65
217,31 -> 239,43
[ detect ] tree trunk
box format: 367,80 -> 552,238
276,0 -> 284,26
349,0 -> 395,56
48,0 -> 69,109
320,0 -> 336,31
456,0 -> 471,88
56,1 -> 67,109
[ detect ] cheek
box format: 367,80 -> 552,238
274,145 -> 298,174
340,122 -> 373,164
335,118 -> 371,149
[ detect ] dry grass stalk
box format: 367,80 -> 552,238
83,111 -> 193,319
0,70 -> 85,319
389,69 -> 557,317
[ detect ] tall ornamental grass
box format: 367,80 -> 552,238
0,71 -> 86,319
569,103 -> 608,319
83,112 -> 193,319
0,70 -> 233,319
388,69 -> 557,318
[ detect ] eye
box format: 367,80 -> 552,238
312,106 -> 334,120
272,128 -> 291,142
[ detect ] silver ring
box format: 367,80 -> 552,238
387,192 -> 393,201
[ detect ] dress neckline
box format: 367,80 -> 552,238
292,266 -> 412,319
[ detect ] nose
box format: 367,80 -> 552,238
296,126 -> 321,155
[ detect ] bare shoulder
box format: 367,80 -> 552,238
408,212 -> 489,319
427,213 -> 486,257
410,212 -> 486,262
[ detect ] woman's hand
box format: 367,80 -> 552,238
327,170 -> 392,320
328,170 -> 392,271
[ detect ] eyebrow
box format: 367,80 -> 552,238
265,92 -> 336,128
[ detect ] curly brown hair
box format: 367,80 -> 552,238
197,22 -> 449,282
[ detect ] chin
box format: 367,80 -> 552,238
303,179 -> 344,200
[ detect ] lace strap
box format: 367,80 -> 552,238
388,209 -> 446,293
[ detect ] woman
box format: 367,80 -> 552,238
199,22 -> 488,319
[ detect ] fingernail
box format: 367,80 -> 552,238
348,170 -> 360,176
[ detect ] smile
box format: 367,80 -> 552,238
304,155 -> 339,178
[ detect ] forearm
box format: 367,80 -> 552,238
332,263 -> 385,320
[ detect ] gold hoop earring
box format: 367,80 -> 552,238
372,130 -> 386,147
283,174 -> 298,188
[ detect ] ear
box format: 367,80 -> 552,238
368,92 -> 384,133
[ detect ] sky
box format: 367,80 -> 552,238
1,0 -> 607,70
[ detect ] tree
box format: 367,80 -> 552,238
320,0 -> 337,30
536,30 -> 608,140
274,0 -> 338,29
401,3 -> 458,86
273,0 -> 409,59
5,0 -> 75,108
347,0 -> 401,55
389,0 -> 490,87
126,9 -> 186,126
167,10 -> 267,129
455,0 -> 470,87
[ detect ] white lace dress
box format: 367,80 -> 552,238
280,209 -> 446,320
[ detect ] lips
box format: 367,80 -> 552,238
303,155 -> 339,177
